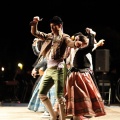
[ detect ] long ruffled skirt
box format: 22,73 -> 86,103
64,71 -> 106,117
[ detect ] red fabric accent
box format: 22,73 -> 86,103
65,72 -> 106,117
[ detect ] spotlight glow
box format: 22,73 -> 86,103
18,63 -> 23,70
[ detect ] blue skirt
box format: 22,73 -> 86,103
28,76 -> 56,112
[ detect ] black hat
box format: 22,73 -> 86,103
50,16 -> 63,25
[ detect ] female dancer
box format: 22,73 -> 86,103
65,28 -> 106,120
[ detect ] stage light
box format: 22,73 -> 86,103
1,67 -> 5,72
18,63 -> 23,70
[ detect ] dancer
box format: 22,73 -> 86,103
66,33 -> 105,70
65,28 -> 106,120
30,16 -> 82,120
66,33 -> 105,90
31,38 -> 44,92
28,38 -> 56,115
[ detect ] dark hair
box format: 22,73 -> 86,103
79,35 -> 86,42
73,32 -> 86,42
73,32 -> 83,37
50,16 -> 63,25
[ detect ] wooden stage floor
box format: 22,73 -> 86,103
0,103 -> 120,120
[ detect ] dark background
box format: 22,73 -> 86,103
0,1 -> 120,82
0,0 -> 120,103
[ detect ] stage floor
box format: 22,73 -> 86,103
0,103 -> 120,120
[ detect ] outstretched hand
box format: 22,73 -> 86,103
98,39 -> 105,46
86,27 -> 96,36
33,16 -> 43,22
30,16 -> 43,26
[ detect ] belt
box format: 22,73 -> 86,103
68,67 -> 90,73
49,66 -> 58,69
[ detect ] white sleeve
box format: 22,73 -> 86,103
92,44 -> 97,52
